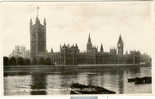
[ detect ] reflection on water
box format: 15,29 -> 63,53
31,73 -> 47,95
4,66 -> 152,95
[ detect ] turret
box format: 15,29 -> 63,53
88,33 -> 91,43
30,18 -> 33,26
75,43 -> 78,48
51,48 -> 53,53
100,44 -> 104,53
30,18 -> 33,32
44,18 -> 46,25
35,16 -> 40,24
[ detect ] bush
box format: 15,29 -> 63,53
3,56 -> 9,66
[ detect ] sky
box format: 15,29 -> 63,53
0,2 -> 154,56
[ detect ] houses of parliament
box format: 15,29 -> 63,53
30,16 -> 142,65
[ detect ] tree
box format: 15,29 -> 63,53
3,56 -> 9,66
39,57 -> 45,65
24,58 -> 31,65
17,57 -> 24,65
31,57 -> 37,65
9,57 -> 16,66
45,57 -> 51,65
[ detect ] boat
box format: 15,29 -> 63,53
70,83 -> 115,94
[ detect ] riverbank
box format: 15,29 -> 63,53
4,64 -> 150,76
4,63 -> 147,68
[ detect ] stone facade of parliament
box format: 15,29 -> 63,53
30,17 -> 142,65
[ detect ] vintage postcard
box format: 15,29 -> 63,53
0,1 -> 153,95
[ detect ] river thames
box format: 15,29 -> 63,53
4,66 -> 151,95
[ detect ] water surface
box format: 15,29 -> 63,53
4,66 -> 152,95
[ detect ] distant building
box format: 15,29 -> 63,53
9,45 -> 30,58
30,17 -> 142,65
140,53 -> 152,65
47,34 -> 140,65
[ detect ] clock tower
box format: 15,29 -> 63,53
117,35 -> 124,56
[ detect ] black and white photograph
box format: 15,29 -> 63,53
1,2 -> 153,95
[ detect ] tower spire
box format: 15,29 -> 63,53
87,33 -> 93,52
88,33 -> 91,43
36,6 -> 40,17
35,6 -> 40,24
